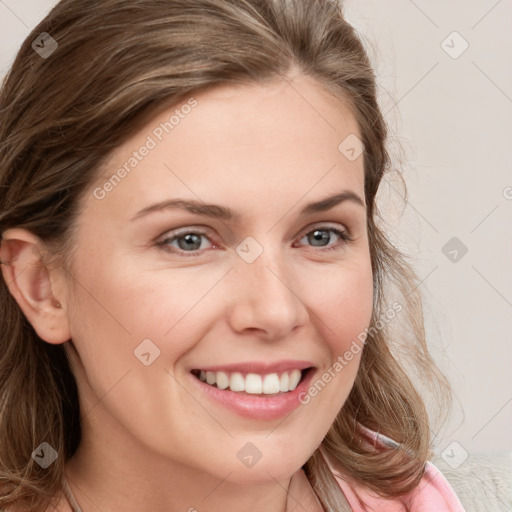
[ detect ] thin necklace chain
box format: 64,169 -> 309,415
61,476 -> 291,512
62,477 -> 83,512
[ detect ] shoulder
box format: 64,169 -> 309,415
404,461 -> 467,511
322,428 -> 467,512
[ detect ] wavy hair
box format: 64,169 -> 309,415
0,0 -> 452,510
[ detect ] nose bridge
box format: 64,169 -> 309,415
227,240 -> 309,338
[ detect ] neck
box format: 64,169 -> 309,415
64,423 -> 295,512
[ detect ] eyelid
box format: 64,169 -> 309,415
156,222 -> 353,255
155,225 -> 217,252
157,220 -> 351,237
296,221 -> 351,239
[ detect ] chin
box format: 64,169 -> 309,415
221,446 -> 309,484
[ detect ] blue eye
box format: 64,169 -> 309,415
157,229 -> 213,255
296,226 -> 353,251
156,225 -> 353,256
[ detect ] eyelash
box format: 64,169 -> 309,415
155,225 -> 354,257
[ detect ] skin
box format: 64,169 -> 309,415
1,72 -> 373,512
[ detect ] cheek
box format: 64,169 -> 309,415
308,259 -> 374,354
294,263 -> 373,448
63,260 -> 215,391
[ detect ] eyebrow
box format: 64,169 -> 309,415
130,190 -> 365,222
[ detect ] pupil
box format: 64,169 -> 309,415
310,230 -> 328,246
179,233 -> 201,251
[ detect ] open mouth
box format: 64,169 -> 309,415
190,367 -> 313,396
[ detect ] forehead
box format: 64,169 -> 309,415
87,75 -> 365,222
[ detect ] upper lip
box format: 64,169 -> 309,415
191,360 -> 314,375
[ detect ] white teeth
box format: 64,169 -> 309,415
279,372 -> 289,392
216,371 -> 229,390
230,372 -> 245,392
289,369 -> 302,390
263,373 -> 281,394
245,373 -> 263,394
196,368 -> 305,394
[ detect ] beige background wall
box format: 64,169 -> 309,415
1,0 -> 511,457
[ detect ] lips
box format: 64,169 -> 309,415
189,365 -> 317,420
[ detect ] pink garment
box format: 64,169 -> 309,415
330,461 -> 466,511
324,426 -> 467,511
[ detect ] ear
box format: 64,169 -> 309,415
0,228 -> 71,344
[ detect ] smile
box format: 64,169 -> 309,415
189,366 -> 316,420
191,368 -> 305,395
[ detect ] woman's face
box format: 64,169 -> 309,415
60,74 -> 373,482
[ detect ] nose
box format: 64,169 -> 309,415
226,249 -> 310,340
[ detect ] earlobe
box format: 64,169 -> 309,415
0,228 -> 71,345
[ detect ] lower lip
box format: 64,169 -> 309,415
189,368 -> 316,420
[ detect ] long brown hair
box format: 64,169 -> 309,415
0,1 -> 452,510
